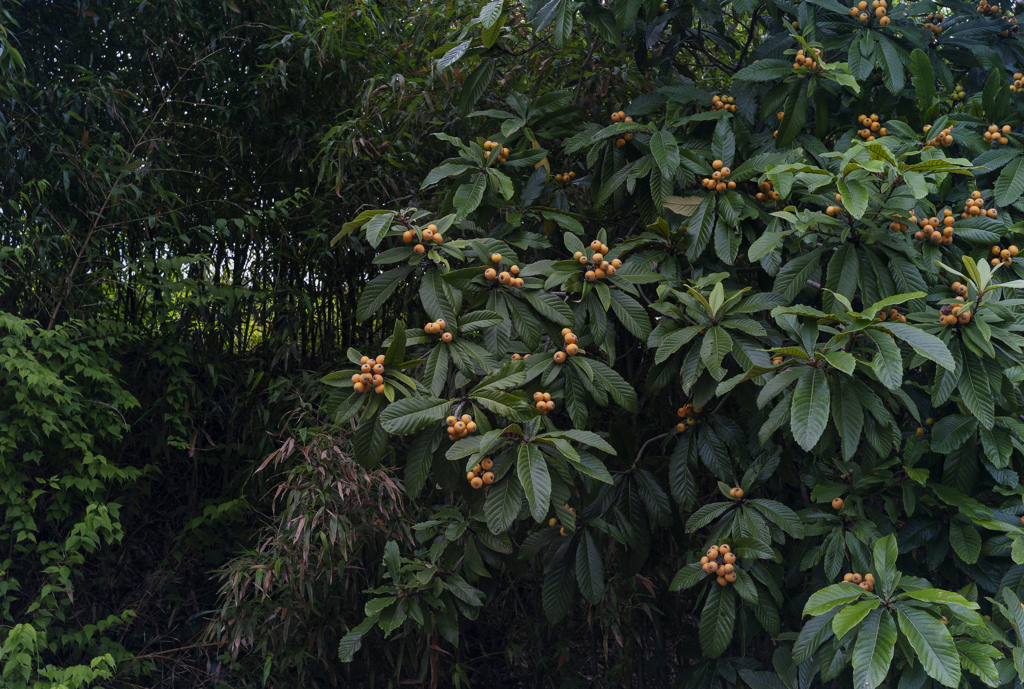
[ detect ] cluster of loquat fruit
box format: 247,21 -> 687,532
466,457 -> 494,489
676,404 -> 700,433
549,503 -> 576,537
984,124 -> 1013,145
910,208 -> 956,245
483,141 -> 509,164
574,239 -> 621,283
856,113 -> 888,140
711,95 -> 738,113
509,352 -> 532,361
755,179 -> 780,202
888,214 -> 910,232
403,223 -> 444,255
824,192 -> 845,216
447,413 -> 478,441
937,300 -> 971,327
533,391 -> 556,415
610,110 -> 635,147
924,124 -> 954,147
915,417 -> 937,436
701,160 -> 736,193
977,0 -> 1002,16
484,255 -> 525,289
999,16 -> 1019,37
423,318 -> 454,342
728,486 -> 744,499
877,308 -> 908,323
1012,72 -> 1024,94
351,354 -> 388,394
792,48 -> 824,71
701,543 -> 739,586
990,243 -> 1019,266
554,171 -> 576,184
849,0 -> 891,25
771,355 -> 784,365
842,571 -> 876,591
962,191 -> 998,219
922,11 -> 944,35
553,327 -> 580,363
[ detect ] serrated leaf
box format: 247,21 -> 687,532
895,605 -> 961,687
852,607 -> 896,689
700,583 -> 736,657
790,367 -> 830,451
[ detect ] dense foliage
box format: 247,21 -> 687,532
330,0 -> 1024,687
8,0 -> 1024,687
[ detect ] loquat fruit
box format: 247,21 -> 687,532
832,497 -> 844,510
470,476 -> 483,489
442,332 -> 453,343
554,351 -> 566,363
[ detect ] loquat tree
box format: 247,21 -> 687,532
324,0 -> 1024,685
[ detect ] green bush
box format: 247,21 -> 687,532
327,0 -> 1024,686
0,313 -> 141,688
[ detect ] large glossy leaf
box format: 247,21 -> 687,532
851,607 -> 896,689
517,443 -> 551,522
700,582 -> 736,657
790,367 -> 830,451
896,605 -> 961,687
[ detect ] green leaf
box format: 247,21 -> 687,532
864,329 -> 903,390
790,367 -> 830,451
876,35 -> 905,95
895,605 -> 961,687
542,429 -> 615,454
959,349 -> 995,429
852,607 -> 897,689
338,613 -> 380,662
485,476 -> 524,534
380,397 -> 450,434
929,415 -> 977,453
833,598 -> 880,640
608,290 -> 651,340
994,156 -> 1024,207
748,499 -> 804,538
542,550 -> 574,622
733,59 -> 795,81
874,322 -> 954,371
803,583 -> 865,617
793,607 -> 839,663
364,212 -> 395,249
479,0 -> 503,28
700,583 -> 736,658
776,81 -> 808,148
669,563 -> 707,591
872,534 -> 898,596
454,173 -> 488,217
837,177 -> 870,219
650,129 -> 680,180
575,532 -> 605,604
949,519 -> 982,564
823,351 -> 855,375
517,443 -> 551,522
357,266 -> 414,323
909,49 -> 935,113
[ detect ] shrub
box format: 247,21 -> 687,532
325,0 -> 1024,686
